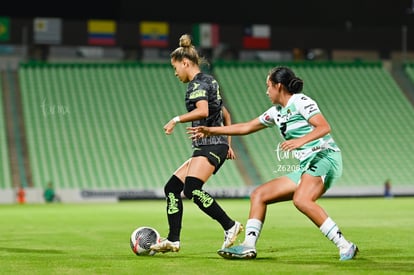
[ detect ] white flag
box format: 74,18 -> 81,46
34,17 -> 62,44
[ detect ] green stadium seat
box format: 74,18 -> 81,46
215,61 -> 414,190
16,61 -> 414,195
18,63 -> 245,191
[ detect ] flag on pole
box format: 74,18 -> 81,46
192,23 -> 219,48
88,19 -> 116,46
0,16 -> 10,41
34,17 -> 62,44
140,21 -> 169,47
243,24 -> 271,49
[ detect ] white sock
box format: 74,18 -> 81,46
319,217 -> 349,249
243,218 -> 262,248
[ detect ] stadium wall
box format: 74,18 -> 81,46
1,184 -> 414,204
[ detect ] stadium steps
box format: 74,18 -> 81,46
214,61 -> 414,189
402,63 -> 414,104
18,63 -> 245,191
0,72 -> 12,189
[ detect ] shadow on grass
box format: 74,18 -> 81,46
0,247 -> 66,254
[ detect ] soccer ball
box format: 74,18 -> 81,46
130,226 -> 160,256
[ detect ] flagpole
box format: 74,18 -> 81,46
22,25 -> 28,61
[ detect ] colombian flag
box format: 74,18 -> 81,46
140,21 -> 169,48
88,19 -> 116,46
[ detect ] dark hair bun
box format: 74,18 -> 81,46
288,78 -> 303,93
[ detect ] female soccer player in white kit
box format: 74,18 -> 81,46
188,66 -> 358,261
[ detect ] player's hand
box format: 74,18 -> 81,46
280,139 -> 303,151
164,119 -> 177,135
186,126 -> 209,140
227,147 -> 236,160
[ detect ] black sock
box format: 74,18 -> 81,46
184,176 -> 234,230
164,175 -> 183,242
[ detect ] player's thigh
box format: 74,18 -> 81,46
294,173 -> 325,201
174,159 -> 191,182
251,176 -> 296,203
186,156 -> 215,182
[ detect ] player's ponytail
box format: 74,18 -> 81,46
287,77 -> 303,94
268,66 -> 303,94
170,34 -> 206,66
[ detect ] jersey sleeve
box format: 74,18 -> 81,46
188,81 -> 208,103
297,95 -> 321,120
258,106 -> 278,127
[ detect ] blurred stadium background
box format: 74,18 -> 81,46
1,1 -> 414,203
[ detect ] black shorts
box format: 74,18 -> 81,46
192,144 -> 229,174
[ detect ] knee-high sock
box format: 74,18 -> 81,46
183,176 -> 234,230
164,175 -> 183,242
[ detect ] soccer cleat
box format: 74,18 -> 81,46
222,221 -> 243,249
150,238 -> 180,253
217,245 -> 257,259
339,242 -> 359,261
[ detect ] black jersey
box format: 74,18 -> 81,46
185,72 -> 229,147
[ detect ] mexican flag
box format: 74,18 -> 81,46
192,23 -> 219,48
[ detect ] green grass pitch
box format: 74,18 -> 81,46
1,197 -> 413,274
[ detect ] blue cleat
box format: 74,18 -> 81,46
217,245 -> 257,259
339,243 -> 359,261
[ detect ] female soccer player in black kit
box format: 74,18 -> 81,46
150,34 -> 242,254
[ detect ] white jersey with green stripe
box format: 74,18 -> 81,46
258,93 -> 340,162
